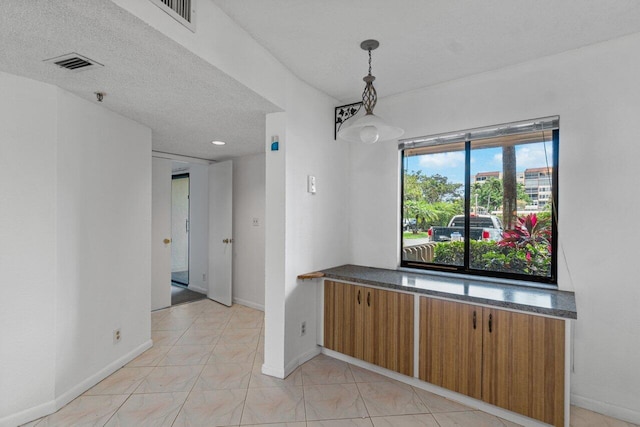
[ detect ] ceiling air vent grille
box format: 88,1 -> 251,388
150,0 -> 195,31
44,53 -> 103,72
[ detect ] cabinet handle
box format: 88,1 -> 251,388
367,291 -> 371,307
357,290 -> 361,304
488,313 -> 493,333
473,311 -> 477,329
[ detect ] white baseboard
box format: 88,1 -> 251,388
1,340 -> 152,427
232,297 -> 264,312
0,397 -> 56,427
261,346 -> 321,380
572,393 -> 640,425
261,363 -> 285,378
292,347 -> 321,372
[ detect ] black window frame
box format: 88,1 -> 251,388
400,126 -> 559,286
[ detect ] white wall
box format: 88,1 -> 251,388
55,89 -> 152,396
282,75 -> 350,367
264,112 -> 288,377
349,33 -> 640,423
233,153 -> 266,310
263,75 -> 351,377
0,72 -> 153,427
0,72 -> 58,425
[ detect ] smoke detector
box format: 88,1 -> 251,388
44,53 -> 103,72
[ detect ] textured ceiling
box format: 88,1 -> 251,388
3,1 -> 640,161
213,0 -> 640,103
0,1 -> 280,161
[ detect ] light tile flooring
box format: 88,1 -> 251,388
22,299 -> 639,427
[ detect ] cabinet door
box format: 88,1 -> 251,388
324,281 -> 364,358
324,280 -> 337,351
482,308 -> 565,427
364,288 -> 414,376
419,297 -> 483,399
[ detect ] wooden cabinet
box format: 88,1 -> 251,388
419,297 -> 483,399
324,280 -> 364,358
482,307 -> 565,427
324,280 -> 414,376
419,297 -> 565,427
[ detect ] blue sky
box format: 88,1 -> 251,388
404,141 -> 553,184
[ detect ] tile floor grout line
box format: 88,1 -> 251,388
348,364 -> 372,420
99,393 -> 136,427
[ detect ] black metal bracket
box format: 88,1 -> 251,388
335,102 -> 363,140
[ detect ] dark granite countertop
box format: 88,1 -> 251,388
318,264 -> 577,319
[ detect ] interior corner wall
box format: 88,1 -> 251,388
55,89 -> 152,398
0,71 -> 58,426
282,75 -> 350,370
349,33 -> 640,423
232,153 -> 266,310
264,76 -> 351,378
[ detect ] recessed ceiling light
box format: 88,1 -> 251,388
211,140 -> 226,146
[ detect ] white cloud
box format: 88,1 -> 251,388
488,143 -> 553,170
516,143 -> 554,169
418,151 -> 465,169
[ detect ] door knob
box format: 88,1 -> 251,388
163,238 -> 171,244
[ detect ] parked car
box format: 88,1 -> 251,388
403,218 -> 417,231
427,214 -> 503,242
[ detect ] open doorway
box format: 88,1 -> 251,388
171,172 -> 190,287
171,171 -> 204,305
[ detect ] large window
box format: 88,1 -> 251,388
401,118 -> 558,284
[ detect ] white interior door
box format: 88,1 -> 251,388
208,160 -> 233,306
151,157 -> 172,310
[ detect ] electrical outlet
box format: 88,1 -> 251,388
252,217 -> 259,227
113,328 -> 121,344
300,321 -> 306,336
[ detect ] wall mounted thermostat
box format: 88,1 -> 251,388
307,175 -> 316,194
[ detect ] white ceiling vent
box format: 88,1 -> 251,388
44,53 -> 103,72
150,0 -> 195,31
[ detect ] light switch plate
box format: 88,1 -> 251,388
307,175 -> 316,194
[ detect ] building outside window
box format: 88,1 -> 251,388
400,118 -> 559,284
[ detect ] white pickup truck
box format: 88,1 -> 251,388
427,214 -> 503,242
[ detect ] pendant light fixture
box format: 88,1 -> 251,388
337,40 -> 404,144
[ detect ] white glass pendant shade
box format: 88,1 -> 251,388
338,112 -> 404,143
359,125 -> 379,144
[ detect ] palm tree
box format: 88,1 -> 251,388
502,146 -> 517,230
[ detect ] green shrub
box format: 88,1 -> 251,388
433,240 -> 551,277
